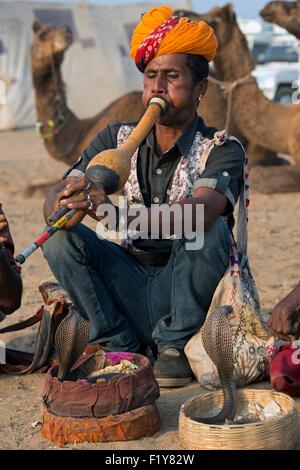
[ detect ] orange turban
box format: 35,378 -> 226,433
130,5 -> 218,72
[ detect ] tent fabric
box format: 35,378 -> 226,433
0,1 -> 191,130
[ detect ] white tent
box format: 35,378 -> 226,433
0,1 -> 192,130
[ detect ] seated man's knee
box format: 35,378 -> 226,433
42,225 -> 85,260
173,218 -> 230,257
202,218 -> 230,251
42,228 -> 69,259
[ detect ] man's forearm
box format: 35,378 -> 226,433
282,281 -> 300,308
0,254 -> 22,314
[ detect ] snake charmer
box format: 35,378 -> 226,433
42,5 -> 245,387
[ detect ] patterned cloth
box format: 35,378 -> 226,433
130,5 -> 218,72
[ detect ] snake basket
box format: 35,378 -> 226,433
41,402 -> 160,446
179,389 -> 298,450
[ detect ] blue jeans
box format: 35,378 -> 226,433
42,217 -> 230,353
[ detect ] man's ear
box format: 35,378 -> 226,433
32,20 -> 42,33
198,78 -> 208,98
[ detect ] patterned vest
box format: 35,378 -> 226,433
116,125 -> 240,250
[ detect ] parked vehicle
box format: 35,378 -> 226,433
253,42 -> 300,103
238,19 -> 300,104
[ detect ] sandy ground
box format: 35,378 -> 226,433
0,128 -> 300,450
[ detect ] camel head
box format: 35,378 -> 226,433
260,1 -> 299,24
174,4 -> 253,78
175,4 -> 238,49
31,20 -> 73,73
260,1 -> 300,38
199,4 -> 239,48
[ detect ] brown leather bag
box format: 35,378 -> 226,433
42,352 -> 160,418
0,282 -> 70,374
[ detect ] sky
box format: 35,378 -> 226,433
191,0 -> 269,18
4,0 -> 275,20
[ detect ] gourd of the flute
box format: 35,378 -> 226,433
85,97 -> 167,194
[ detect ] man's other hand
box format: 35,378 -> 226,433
269,283 -> 300,339
0,209 -> 8,245
50,176 -> 107,229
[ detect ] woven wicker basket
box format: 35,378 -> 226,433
179,389 -> 298,450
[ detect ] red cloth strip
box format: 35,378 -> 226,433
135,16 -> 179,72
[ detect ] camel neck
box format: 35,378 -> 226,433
32,67 -> 67,122
214,26 -> 253,82
31,63 -> 90,164
213,20 -> 299,155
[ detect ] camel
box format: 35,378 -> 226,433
31,21 -> 146,168
260,1 -> 300,39
178,4 -> 300,193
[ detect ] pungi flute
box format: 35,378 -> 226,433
15,96 -> 167,264
15,209 -> 76,264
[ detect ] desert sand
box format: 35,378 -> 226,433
0,128 -> 300,450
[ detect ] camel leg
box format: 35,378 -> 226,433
250,165 -> 300,193
247,143 -> 289,168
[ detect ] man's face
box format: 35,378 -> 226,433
142,53 -> 204,127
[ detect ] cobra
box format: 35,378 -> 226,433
195,305 -> 238,424
55,306 -> 89,381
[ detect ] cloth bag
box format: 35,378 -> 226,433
270,343 -> 300,397
184,132 -> 276,388
42,352 -> 160,418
